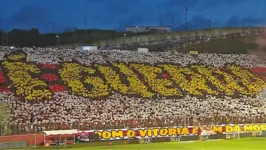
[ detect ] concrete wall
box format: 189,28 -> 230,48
0,133 -> 44,145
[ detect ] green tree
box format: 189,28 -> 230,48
0,102 -> 11,135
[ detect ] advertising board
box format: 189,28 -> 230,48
81,46 -> 98,51
76,124 -> 266,141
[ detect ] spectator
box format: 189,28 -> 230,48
0,33 -> 265,132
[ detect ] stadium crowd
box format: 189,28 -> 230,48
0,44 -> 266,133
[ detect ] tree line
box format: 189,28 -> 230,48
0,28 -> 148,47
0,27 -> 263,48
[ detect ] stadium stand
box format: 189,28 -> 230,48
1,31 -> 266,133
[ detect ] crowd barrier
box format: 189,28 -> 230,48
5,116 -> 265,135
2,124 -> 266,147
146,132 -> 265,143
0,141 -> 27,149
80,132 -> 266,146
0,134 -> 43,146
133,131 -> 266,144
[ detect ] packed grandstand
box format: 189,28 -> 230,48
0,41 -> 266,134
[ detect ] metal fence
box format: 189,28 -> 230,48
0,141 -> 27,149
2,116 -> 265,135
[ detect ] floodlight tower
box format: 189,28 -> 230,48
135,26 -> 138,42
114,24 -> 116,46
242,13 -> 245,29
209,20 -> 215,29
56,35 -> 59,48
185,7 -> 188,30
263,12 -> 266,27
172,15 -> 176,31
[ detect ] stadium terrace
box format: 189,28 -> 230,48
0,46 -> 265,131
1,52 -> 265,100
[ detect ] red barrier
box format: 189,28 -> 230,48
0,133 -> 44,145
250,67 -> 266,73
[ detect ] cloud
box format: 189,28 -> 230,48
167,0 -> 243,10
124,14 -> 146,27
167,0 -> 199,8
0,0 -> 264,32
227,16 -> 264,27
11,5 -> 50,25
244,16 -> 264,26
175,15 -> 212,30
227,16 -> 241,26
0,5 -> 53,31
87,0 -> 139,15
201,0 -> 243,9
85,0 -> 109,4
90,0 -> 171,30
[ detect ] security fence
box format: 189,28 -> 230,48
1,116 -> 265,135
0,141 -> 27,149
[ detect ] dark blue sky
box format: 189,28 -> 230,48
0,0 -> 266,32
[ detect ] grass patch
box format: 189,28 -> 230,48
9,137 -> 266,150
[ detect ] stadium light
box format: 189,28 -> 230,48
123,34 -> 126,44
135,26 -> 138,43
209,20 -> 215,29
242,13 -> 245,30
56,35 -> 60,48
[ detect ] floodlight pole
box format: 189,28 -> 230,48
135,26 -> 138,42
84,12 -> 88,29
6,33 -> 8,46
114,24 -> 116,46
263,12 -> 266,27
172,14 -> 175,31
123,33 -> 126,44
56,35 -> 59,48
209,20 -> 214,29
242,13 -> 245,32
185,7 -> 188,30
2,34 -> 4,46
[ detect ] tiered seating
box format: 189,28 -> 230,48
0,46 -> 266,131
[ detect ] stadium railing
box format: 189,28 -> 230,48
0,141 -> 27,149
6,116 -> 265,135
